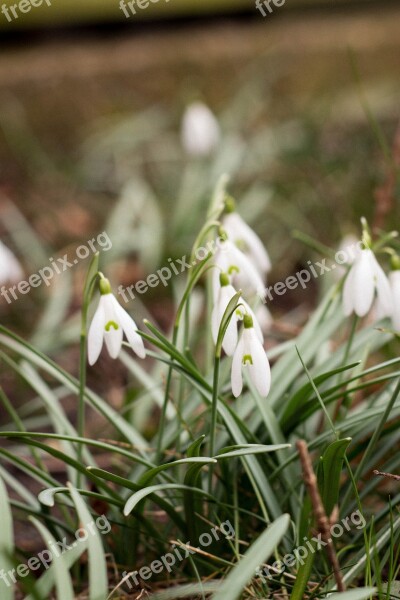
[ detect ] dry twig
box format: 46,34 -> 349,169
296,439 -> 346,592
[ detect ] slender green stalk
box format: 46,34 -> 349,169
156,254 -> 213,461
334,313 -> 359,418
77,253 -> 100,488
156,322 -> 179,462
208,352 -> 221,494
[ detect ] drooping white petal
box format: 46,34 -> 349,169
370,253 -> 393,317
104,324 -> 123,359
390,271 -> 400,331
223,310 -> 239,356
100,293 -> 123,359
246,329 -> 271,397
342,263 -> 357,316
223,213 -> 271,274
236,299 -> 264,343
231,337 -> 244,398
212,285 -> 239,356
87,298 -> 106,366
212,250 -> 230,301
219,240 -> 266,299
181,102 -> 220,157
211,284 -> 230,344
343,250 -> 375,317
112,296 -> 146,359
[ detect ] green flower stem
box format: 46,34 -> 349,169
156,254 -> 213,462
77,253 -> 100,488
156,322 -> 179,462
208,293 -> 242,495
334,313 -> 359,419
208,351 -> 221,495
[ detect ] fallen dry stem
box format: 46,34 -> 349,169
296,439 -> 346,592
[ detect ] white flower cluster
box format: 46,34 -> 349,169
211,201 -> 273,398
342,235 -> 400,331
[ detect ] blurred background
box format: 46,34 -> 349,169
0,0 -> 399,350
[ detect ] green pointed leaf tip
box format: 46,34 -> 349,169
212,514 -> 290,600
318,438 -> 352,517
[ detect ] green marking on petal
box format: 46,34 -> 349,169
235,239 -> 247,252
105,320 -> 119,331
220,272 -> 230,287
228,265 -> 240,275
243,314 -> 253,329
243,354 -> 253,365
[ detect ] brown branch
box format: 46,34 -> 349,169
373,120 -> 400,232
296,440 -> 346,592
373,469 -> 400,481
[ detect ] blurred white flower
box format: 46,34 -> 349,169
212,273 -> 263,356
254,304 -> 273,333
334,234 -> 362,280
389,270 -> 400,331
231,314 -> 271,398
222,212 -> 271,275
342,248 -> 392,318
88,281 -> 145,365
213,239 -> 266,301
181,102 -> 220,157
0,240 -> 23,284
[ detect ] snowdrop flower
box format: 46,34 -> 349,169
0,240 -> 23,284
88,278 -> 145,365
181,101 -> 220,157
389,257 -> 400,331
222,198 -> 271,275
231,314 -> 271,398
342,247 -> 392,318
213,239 -> 266,301
212,273 -> 263,356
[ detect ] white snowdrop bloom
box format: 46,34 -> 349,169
342,248 -> 393,318
0,240 -> 23,284
212,239 -> 266,302
88,279 -> 145,366
389,270 -> 400,331
212,273 -> 263,356
222,211 -> 271,275
231,314 -> 271,398
181,102 -> 220,157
